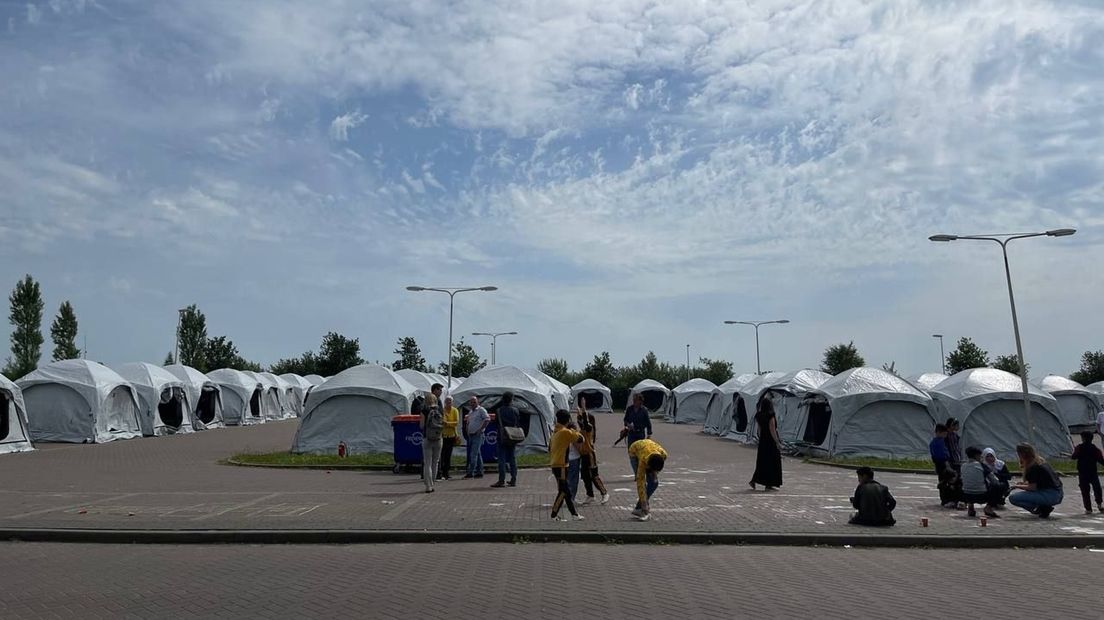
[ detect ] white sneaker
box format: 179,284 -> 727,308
571,514 -> 585,521
600,493 -> 610,505
552,514 -> 567,522
577,496 -> 592,506
635,513 -> 651,522
630,508 -> 643,518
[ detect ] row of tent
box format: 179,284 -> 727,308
0,359 -> 332,451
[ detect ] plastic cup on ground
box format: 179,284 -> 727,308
920,517 -> 929,527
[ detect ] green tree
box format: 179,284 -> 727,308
1070,350 -> 1104,386
881,361 -> 899,377
637,351 -> 661,379
162,351 -> 174,366
537,358 -> 570,382
315,332 -> 364,377
438,338 -> 485,378
3,275 -> 45,379
991,353 -> 1029,377
820,341 -> 865,376
697,357 -> 734,386
270,351 -> 319,376
392,336 -> 429,372
204,335 -> 256,371
49,300 -> 80,361
946,337 -> 989,375
582,351 -> 616,387
177,305 -> 207,370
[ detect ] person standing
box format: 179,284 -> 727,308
576,397 -> 610,505
490,392 -> 520,488
549,410 -> 585,521
848,467 -> 896,526
419,385 -> 444,493
464,395 -> 490,479
1071,431 -> 1104,514
623,392 -> 653,470
748,397 -> 782,491
945,417 -> 964,473
930,424 -> 960,508
437,395 -> 461,481
1009,443 -> 1064,518
628,437 -> 666,521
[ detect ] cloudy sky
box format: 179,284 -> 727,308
1,0 -> 1101,380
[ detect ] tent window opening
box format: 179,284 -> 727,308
0,392 -> 10,440
249,390 -> 261,417
196,388 -> 218,424
481,395 -> 538,439
734,399 -> 748,433
803,401 -> 831,445
580,391 -> 604,409
157,388 -> 185,429
641,390 -> 665,412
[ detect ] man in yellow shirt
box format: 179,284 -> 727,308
548,410 -> 586,521
437,396 -> 461,481
627,438 -> 667,521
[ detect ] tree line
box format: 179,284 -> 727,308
5,275 -> 1103,389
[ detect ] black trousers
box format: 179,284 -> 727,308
934,460 -> 959,505
580,454 -> 607,497
439,437 -> 457,478
551,467 -> 577,516
1079,472 -> 1102,510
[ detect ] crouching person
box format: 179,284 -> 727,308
848,466 -> 896,526
961,446 -> 1001,519
628,438 -> 667,521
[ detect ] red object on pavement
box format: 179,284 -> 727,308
337,441 -> 347,458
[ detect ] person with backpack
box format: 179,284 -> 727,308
419,384 -> 445,493
490,392 -> 521,488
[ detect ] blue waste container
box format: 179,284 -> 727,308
391,415 -> 423,474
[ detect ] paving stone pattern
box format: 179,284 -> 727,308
2,420 -> 1103,537
0,542 -> 1100,619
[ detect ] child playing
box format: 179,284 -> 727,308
1071,431 -> 1104,514
960,446 -> 1001,519
848,466 -> 896,526
548,409 -> 585,522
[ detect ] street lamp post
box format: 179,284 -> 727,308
406,286 -> 498,392
932,334 -> 946,374
685,344 -> 690,383
174,308 -> 187,365
723,320 -> 790,374
471,331 -> 518,365
929,228 -> 1076,446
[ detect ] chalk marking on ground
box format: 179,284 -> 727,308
4,493 -> 140,519
191,493 -> 281,521
379,494 -> 423,522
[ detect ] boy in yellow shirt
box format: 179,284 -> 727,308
549,409 -> 586,521
627,438 -> 667,521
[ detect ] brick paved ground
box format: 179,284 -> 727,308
0,542 -> 1100,619
2,419 -> 1103,538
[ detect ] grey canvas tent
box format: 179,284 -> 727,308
18,360 -> 143,443
279,373 -> 314,418
395,369 -> 439,396
570,379 -> 613,413
526,370 -> 572,412
793,367 -> 938,458
1,373 -> 33,454
114,362 -> 194,436
243,371 -> 283,420
452,365 -> 556,454
304,374 -> 326,386
767,369 -> 833,443
908,373 -> 950,391
722,372 -> 787,443
929,368 -> 1071,458
207,369 -> 264,425
165,364 -> 224,429
1034,375 -> 1099,431
292,364 -> 417,455
703,374 -> 757,435
1087,382 -> 1104,407
260,372 -> 297,419
628,379 -> 670,414
666,378 -> 717,424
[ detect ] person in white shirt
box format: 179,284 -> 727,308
464,396 -> 490,479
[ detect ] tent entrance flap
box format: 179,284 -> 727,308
734,398 -> 749,433
803,401 -> 831,445
468,394 -> 545,447
157,388 -> 186,429
641,390 -> 665,412
0,392 -> 9,441
249,390 -> 262,418
196,388 -> 219,424
579,391 -> 604,410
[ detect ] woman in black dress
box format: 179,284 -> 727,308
749,396 -> 783,490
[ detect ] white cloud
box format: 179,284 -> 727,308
329,109 -> 367,141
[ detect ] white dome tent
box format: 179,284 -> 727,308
395,369 -> 441,396
18,360 -> 142,443
1034,375 -> 1099,431
766,369 -> 833,443
628,379 -> 670,414
929,368 -> 1071,458
207,369 -> 265,425
526,370 -> 572,412
165,364 -> 224,430
1,373 -> 33,454
451,366 -> 556,454
114,362 -> 194,436
908,373 -> 950,391
666,378 -> 718,424
292,364 -> 417,455
793,367 -> 938,458
243,371 -> 283,420
279,373 -> 314,418
570,379 -> 613,413
260,372 -> 297,419
1087,382 -> 1104,406
722,372 -> 787,443
703,374 -> 757,435
304,374 -> 326,386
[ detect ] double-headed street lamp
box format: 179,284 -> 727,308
723,319 -> 790,374
406,286 -> 498,391
932,334 -> 946,374
471,331 -> 517,366
929,228 -> 1076,445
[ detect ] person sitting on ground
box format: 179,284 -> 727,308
930,424 -> 960,508
1071,431 -> 1104,514
627,437 -> 667,522
848,466 -> 896,526
982,447 -> 1012,505
1009,443 -> 1064,518
548,409 -> 585,522
960,446 -> 1001,519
